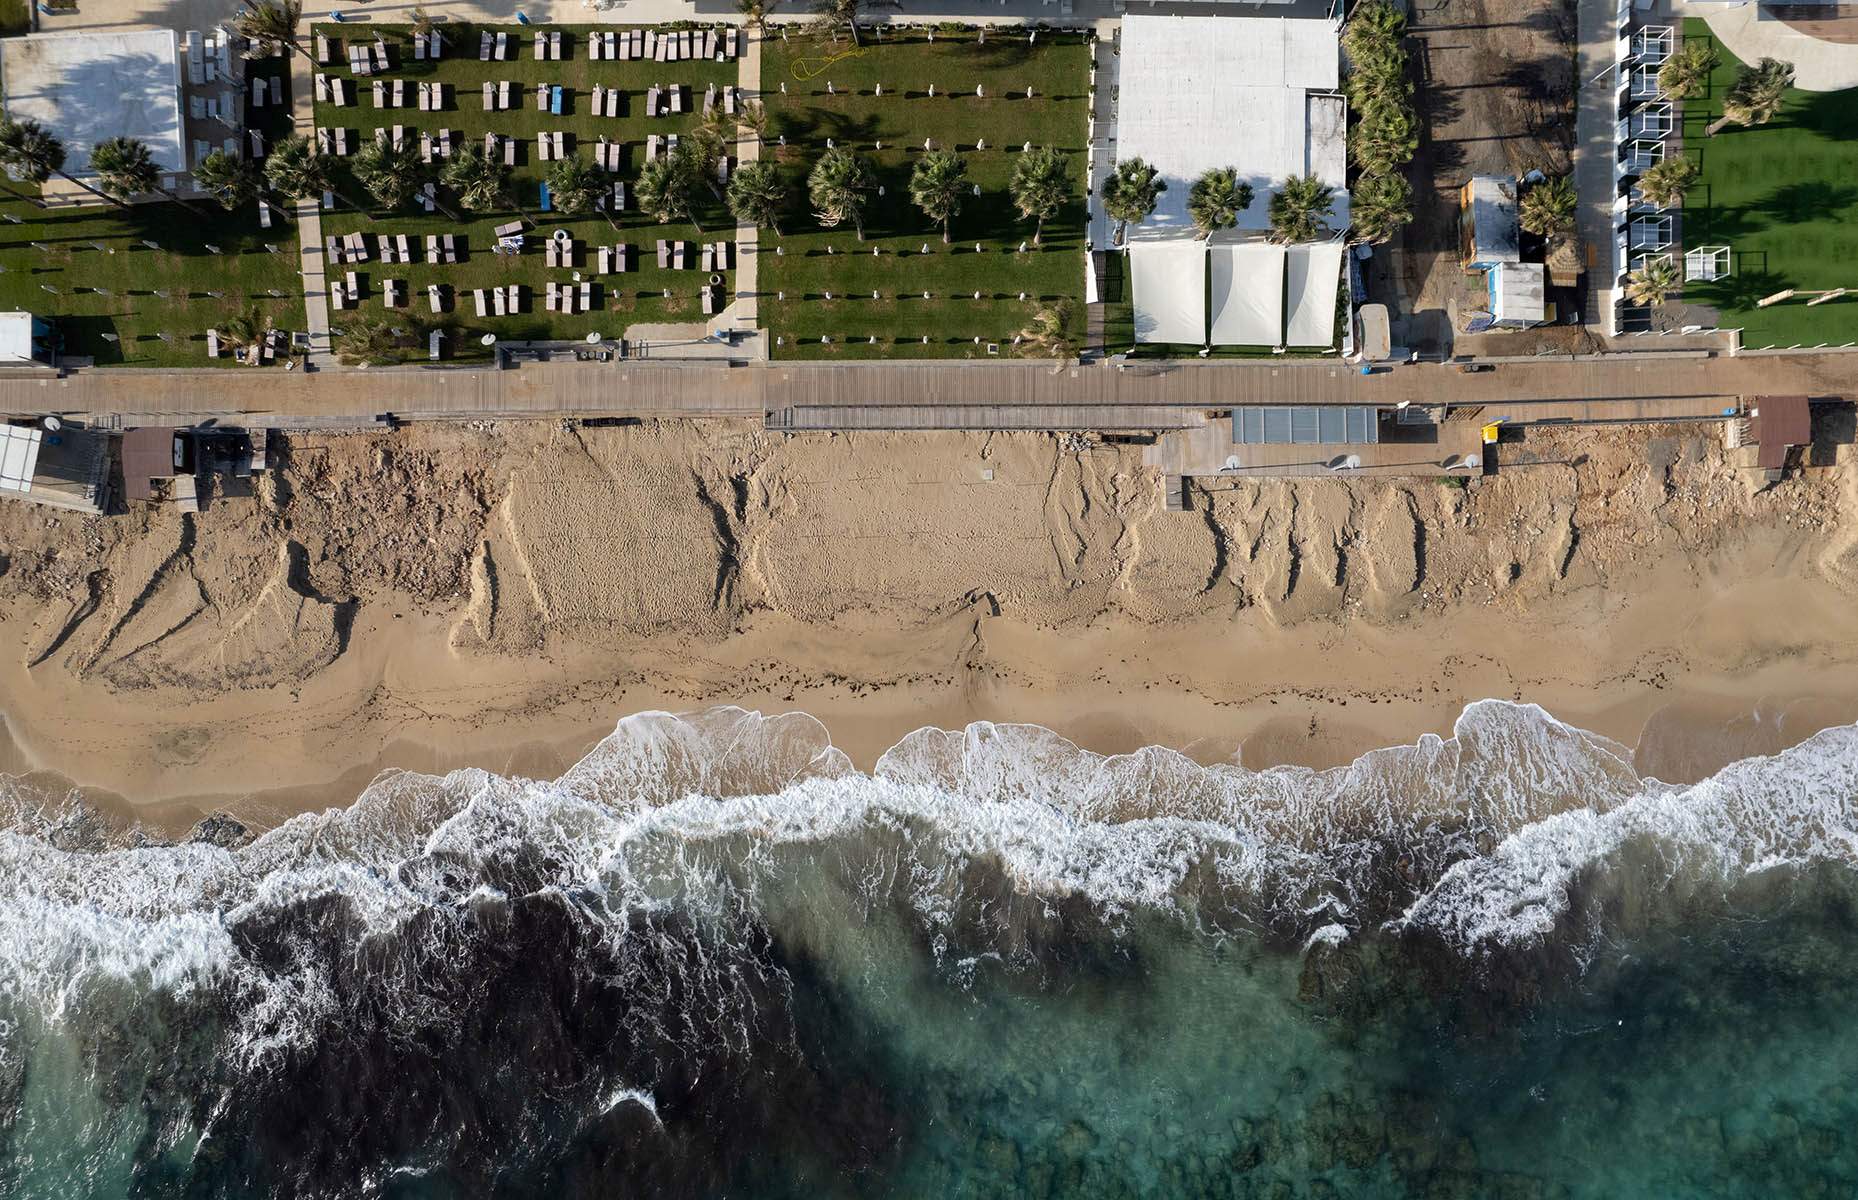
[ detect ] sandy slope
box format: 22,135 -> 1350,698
0,419 -> 1855,831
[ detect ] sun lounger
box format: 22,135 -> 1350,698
702,285 -> 716,315
494,285 -> 509,316
420,131 -> 433,163
421,181 -> 436,213
552,31 -> 562,59
377,233 -> 395,263
611,180 -> 627,212
496,31 -> 509,60
503,136 -> 517,166
714,240 -> 732,269
346,232 -> 367,261
474,289 -> 489,317
535,31 -> 547,59
499,80 -> 512,109
331,282 -> 350,311
550,85 -> 563,115
316,33 -> 332,64
206,328 -> 221,356
429,283 -> 445,312
536,82 -> 549,111
507,285 -> 522,312
646,134 -> 660,161
480,30 -> 493,60
426,234 -> 441,263
374,37 -> 390,67
443,233 -> 457,262
605,31 -> 617,59
249,130 -> 266,159
326,234 -> 341,263
385,279 -> 405,308
429,329 -> 444,360
674,242 -> 688,270
258,197 -> 272,227
483,81 -> 494,110
494,221 -> 524,238
545,281 -> 558,312
271,76 -> 283,105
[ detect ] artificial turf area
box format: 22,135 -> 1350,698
0,53 -> 305,368
310,22 -> 737,358
759,25 -> 1090,360
1680,19 -> 1858,348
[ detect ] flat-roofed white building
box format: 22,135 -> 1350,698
0,29 -> 186,179
1114,14 -> 1350,349
1117,15 -> 1347,240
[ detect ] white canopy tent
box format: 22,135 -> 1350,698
1129,241 -> 1207,344
1209,244 -> 1287,347
1284,243 -> 1346,347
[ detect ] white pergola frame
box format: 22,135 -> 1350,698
1625,138 -> 1666,174
1631,215 -> 1675,250
1633,26 -> 1674,65
1632,102 -> 1673,138
1685,245 -> 1732,282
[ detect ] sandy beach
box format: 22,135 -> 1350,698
1,419 -> 1855,833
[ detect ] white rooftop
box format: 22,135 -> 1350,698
0,312 -> 35,363
0,29 -> 185,178
1118,15 -> 1346,239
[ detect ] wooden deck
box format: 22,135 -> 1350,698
0,353 -> 1850,428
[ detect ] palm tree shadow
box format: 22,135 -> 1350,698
1756,180 -> 1858,226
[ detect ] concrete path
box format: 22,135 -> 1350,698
723,26 -> 762,349
1686,1 -> 1858,92
3,352 -> 1851,426
1573,0 -> 1623,334
288,44 -> 335,365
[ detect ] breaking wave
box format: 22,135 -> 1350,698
1,701 -> 1856,1198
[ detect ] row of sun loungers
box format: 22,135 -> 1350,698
184,29 -> 239,86
703,84 -> 741,116
596,244 -> 635,273
480,30 -> 512,61
249,130 -> 266,159
644,84 -> 686,117
330,269 -> 362,311
653,239 -> 733,271
426,233 -> 461,264
419,129 -> 456,163
372,79 -> 407,108
545,281 -> 600,313
376,233 -> 415,263
535,130 -> 570,161
593,139 -> 624,171
645,133 -> 679,162
535,83 -> 566,115
316,127 -> 354,156
315,74 -> 355,106
250,76 -> 284,108
482,80 -> 516,111
589,85 -> 624,118
326,231 -> 370,264
472,285 -> 526,317
485,131 -> 519,166
417,82 -> 450,111
349,39 -> 392,76
534,30 -> 565,60
411,31 -> 443,61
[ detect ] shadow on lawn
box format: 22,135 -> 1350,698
1756,180 -> 1858,227
1788,88 -> 1858,143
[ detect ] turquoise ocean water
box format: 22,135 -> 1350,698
1,702 -> 1855,1199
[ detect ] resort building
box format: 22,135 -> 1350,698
0,311 -> 57,368
1113,13 -> 1349,349
0,30 -> 187,182
0,419 -> 112,515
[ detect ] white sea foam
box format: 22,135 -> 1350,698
0,701 -> 1851,1064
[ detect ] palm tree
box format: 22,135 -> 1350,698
637,143 -> 705,230
1009,146 -> 1069,246
1343,0 -> 1406,69
266,133 -> 371,215
192,149 -> 262,211
92,136 -> 202,212
1349,170 -> 1413,245
440,144 -> 524,224
352,137 -> 426,211
332,312 -> 403,366
547,155 -> 618,230
1186,167 -> 1252,240
1519,175 -> 1576,237
1656,41 -> 1720,102
1635,156 -> 1700,208
1267,174 -> 1335,244
219,305 -> 271,356
814,0 -> 896,47
0,119 -> 128,209
1017,299 -> 1077,361
1102,156 -> 1164,245
727,160 -> 788,234
1708,57 -> 1793,136
909,150 -> 967,243
808,146 -> 875,239
1625,255 -> 1681,306
736,99 -> 769,143
233,0 -> 308,61
1351,98 -> 1420,175
737,0 -> 773,33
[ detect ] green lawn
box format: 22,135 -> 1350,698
310,22 -> 738,358
759,26 -> 1090,360
0,0 -> 31,38
1680,19 -> 1858,348
0,54 -> 305,367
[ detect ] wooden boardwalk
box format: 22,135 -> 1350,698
0,353 -> 1850,428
